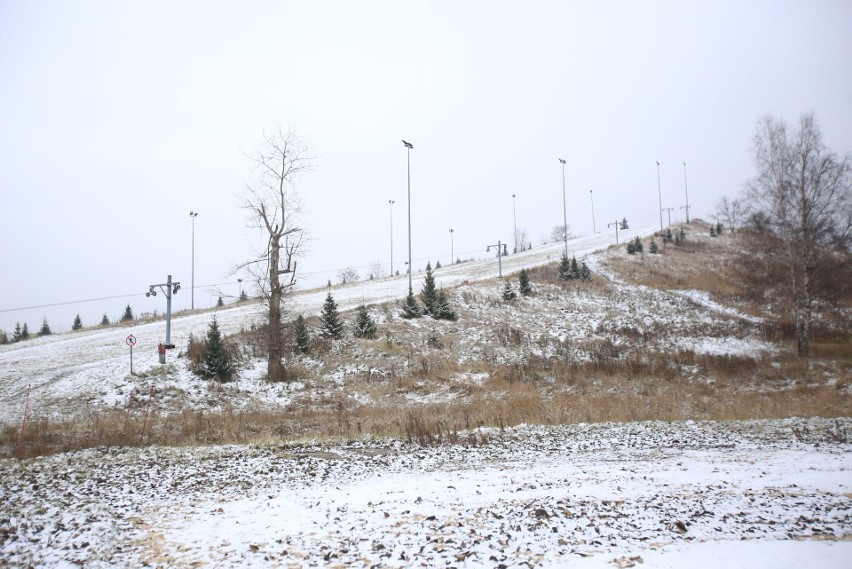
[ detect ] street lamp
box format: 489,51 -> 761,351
402,140 -> 414,292
189,211 -> 198,310
558,158 -> 568,258
388,199 -> 395,276
590,189 -> 596,234
682,161 -> 691,223
237,278 -> 243,300
512,193 -> 518,253
449,229 -> 454,265
486,241 -> 508,278
655,162 -> 663,231
662,207 -> 674,227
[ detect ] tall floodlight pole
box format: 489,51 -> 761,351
656,161 -> 663,231
558,158 -> 568,258
682,161 -> 691,223
590,189 -> 596,234
512,194 -> 518,253
449,229 -> 454,265
189,211 -> 198,310
146,275 -> 181,351
388,200 -> 395,276
402,140 -> 414,292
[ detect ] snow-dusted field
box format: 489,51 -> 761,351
1,418 -> 850,568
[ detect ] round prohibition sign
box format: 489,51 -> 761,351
125,334 -> 137,347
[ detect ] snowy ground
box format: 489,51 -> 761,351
1,418 -> 850,568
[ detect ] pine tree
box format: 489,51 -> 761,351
121,304 -> 134,322
435,260 -> 442,269
649,239 -> 659,254
293,315 -> 310,353
664,228 -> 673,243
101,314 -> 110,326
502,281 -> 517,301
72,314 -> 83,331
319,292 -> 344,338
400,288 -> 422,319
202,315 -> 233,381
620,217 -> 629,230
579,261 -> 591,281
570,256 -> 580,278
518,268 -> 533,296
710,224 -> 716,237
634,236 -> 643,253
352,305 -> 378,339
0,330 -> 7,345
558,254 -> 573,280
716,222 -> 723,235
12,322 -> 22,342
674,232 -> 682,245
432,289 -> 457,321
679,228 -> 686,242
217,296 -> 224,307
420,262 -> 438,315
239,289 -> 248,302
20,323 -> 29,340
626,240 -> 637,254
38,319 -> 52,336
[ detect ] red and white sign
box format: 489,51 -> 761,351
125,334 -> 137,347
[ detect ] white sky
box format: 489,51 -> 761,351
1,0 -> 850,333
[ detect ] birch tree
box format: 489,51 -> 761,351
238,127 -> 310,381
746,113 -> 851,357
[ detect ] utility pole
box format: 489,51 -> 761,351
388,199 -> 395,276
656,161 -> 663,231
558,158 -> 568,258
607,220 -> 620,245
449,228 -> 454,265
661,207 -> 675,227
189,211 -> 198,309
402,140 -> 414,292
682,161 -> 691,223
486,240 -> 508,278
146,275 -> 181,358
512,194 -> 518,253
590,189 -> 596,234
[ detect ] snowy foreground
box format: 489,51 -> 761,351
2,418 -> 850,568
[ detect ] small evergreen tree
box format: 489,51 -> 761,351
239,289 -> 248,302
435,260 -> 442,269
121,304 -> 134,322
649,239 -> 659,254
502,281 -> 517,301
579,261 -> 591,281
570,256 -> 580,278
352,305 -> 378,339
293,315 -> 310,353
400,288 -> 422,319
202,315 -> 233,381
679,228 -> 686,242
558,254 -> 573,280
626,240 -> 637,254
432,289 -> 457,321
319,292 -> 344,338
0,330 -> 7,345
716,221 -> 723,235
420,262 -> 438,315
217,296 -> 224,307
38,318 -> 52,336
20,322 -> 29,340
674,232 -> 682,245
72,314 -> 83,331
12,322 -> 22,342
664,228 -> 673,243
710,224 -> 716,237
634,236 -> 643,253
101,314 -> 110,326
518,268 -> 533,296
620,217 -> 629,230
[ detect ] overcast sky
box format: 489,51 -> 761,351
1,0 -> 850,334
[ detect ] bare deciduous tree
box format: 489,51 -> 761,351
237,127 -> 311,381
715,195 -> 750,233
337,266 -> 360,285
367,259 -> 386,280
550,224 -> 569,243
745,113 -> 851,357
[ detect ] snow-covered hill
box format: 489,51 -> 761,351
0,228 -> 656,425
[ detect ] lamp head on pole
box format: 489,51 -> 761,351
402,140 -> 413,149
189,211 -> 198,218
558,158 -> 566,165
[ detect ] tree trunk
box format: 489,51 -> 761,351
267,234 -> 283,381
